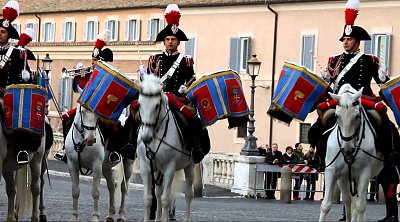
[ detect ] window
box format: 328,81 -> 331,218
229,37 -> 251,73
10,23 -> 20,42
25,23 -> 38,42
125,19 -> 141,41
147,18 -> 164,41
58,77 -> 73,111
364,34 -> 392,75
43,22 -> 55,42
105,20 -> 119,41
185,37 -> 195,57
301,35 -> 315,71
62,21 -> 76,42
299,123 -> 311,144
84,20 -> 98,41
237,123 -> 247,138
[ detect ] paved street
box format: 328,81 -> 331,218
0,160 -> 388,221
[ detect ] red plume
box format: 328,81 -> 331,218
164,4 -> 181,26
2,0 -> 20,23
165,10 -> 181,26
95,39 -> 106,49
344,0 -> 359,25
18,33 -> 32,47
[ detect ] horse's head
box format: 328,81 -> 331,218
329,84 -> 363,153
138,74 -> 165,143
75,104 -> 98,146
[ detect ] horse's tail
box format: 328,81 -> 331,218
16,165 -> 32,220
112,162 -> 124,211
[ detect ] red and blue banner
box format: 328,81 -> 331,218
267,62 -> 329,125
380,77 -> 400,126
78,61 -> 140,122
186,70 -> 249,126
3,84 -> 47,136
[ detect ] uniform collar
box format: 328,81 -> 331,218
164,50 -> 179,56
0,44 -> 10,52
344,49 -> 361,55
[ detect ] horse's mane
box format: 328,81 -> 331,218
336,84 -> 360,107
141,74 -> 162,93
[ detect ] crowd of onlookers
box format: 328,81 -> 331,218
259,142 -> 399,222
261,142 -> 321,200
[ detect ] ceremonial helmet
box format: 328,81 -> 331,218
0,0 -> 20,40
155,4 -> 188,42
92,29 -> 113,62
17,28 -> 36,61
339,0 -> 370,42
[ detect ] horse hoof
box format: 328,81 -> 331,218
116,218 -> 125,222
39,215 -> 47,222
104,217 -> 114,222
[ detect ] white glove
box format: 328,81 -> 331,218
321,69 -> 331,82
21,69 -> 30,82
139,64 -> 146,76
378,67 -> 388,82
178,85 -> 187,94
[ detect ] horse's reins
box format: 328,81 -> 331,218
72,106 -> 104,175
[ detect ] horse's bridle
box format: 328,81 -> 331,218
139,91 -> 163,130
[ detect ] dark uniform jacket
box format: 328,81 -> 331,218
265,150 -> 283,165
147,51 -> 194,95
327,51 -> 388,95
0,45 -> 31,91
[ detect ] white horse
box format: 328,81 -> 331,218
319,84 -> 384,222
137,74 -> 195,222
65,103 -> 134,222
0,115 -> 50,221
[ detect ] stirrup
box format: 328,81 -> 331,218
17,150 -> 29,165
109,151 -> 121,164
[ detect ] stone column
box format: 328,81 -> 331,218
280,166 -> 292,203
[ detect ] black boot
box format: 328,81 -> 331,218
54,151 -> 67,163
17,150 -> 29,165
109,151 -> 121,164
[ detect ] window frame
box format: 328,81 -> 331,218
364,33 -> 392,76
84,20 -> 98,41
229,36 -> 251,74
25,23 -> 38,42
62,21 -> 76,42
299,123 -> 311,144
147,18 -> 164,41
105,19 -> 119,41
239,37 -> 250,73
43,22 -> 55,42
301,34 -> 315,71
10,23 -> 20,42
236,123 -> 248,139
125,19 -> 141,41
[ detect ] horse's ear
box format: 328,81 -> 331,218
329,92 -> 340,102
354,87 -> 363,101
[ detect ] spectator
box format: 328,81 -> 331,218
265,143 -> 282,199
281,146 -> 297,163
258,144 -> 268,157
377,164 -> 399,222
293,143 -> 305,200
303,145 -> 321,201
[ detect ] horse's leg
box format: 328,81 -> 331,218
160,170 -> 175,222
39,152 -> 49,222
118,158 -> 135,222
183,164 -> 194,222
103,163 -> 116,222
4,171 -> 17,221
140,165 -> 152,222
91,162 -> 102,222
353,172 -> 370,222
68,166 -> 80,222
319,169 -> 336,222
30,157 -> 43,222
155,182 -> 163,221
337,178 -> 352,222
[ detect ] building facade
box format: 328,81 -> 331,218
14,0 -> 400,154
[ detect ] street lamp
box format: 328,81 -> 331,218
240,54 -> 262,156
42,53 -> 53,75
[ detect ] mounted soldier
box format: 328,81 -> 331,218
309,0 -> 400,167
54,30 -> 134,164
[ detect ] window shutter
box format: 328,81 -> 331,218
65,78 -> 72,110
301,35 -> 315,71
51,23 -> 55,42
105,20 -> 108,30
246,37 -> 252,71
115,20 -> 120,41
125,20 -> 129,41
33,24 -> 38,42
185,38 -> 195,57
147,19 -> 151,40
364,39 -> 372,54
385,34 -> 392,74
83,21 -> 88,41
58,78 -> 65,111
72,22 -> 76,41
41,23 -> 45,42
95,21 -> 99,38
159,19 -> 165,31
135,20 -> 141,41
229,37 -> 240,72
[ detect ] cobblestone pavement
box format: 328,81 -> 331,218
0,160 -> 388,221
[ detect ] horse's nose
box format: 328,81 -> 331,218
85,137 -> 96,146
142,134 -> 152,143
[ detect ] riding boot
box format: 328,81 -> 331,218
17,150 -> 29,165
191,118 -> 210,164
389,122 -> 400,166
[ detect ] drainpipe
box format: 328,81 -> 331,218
35,14 -> 41,69
266,3 -> 278,147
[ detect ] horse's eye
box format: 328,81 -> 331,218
352,101 -> 359,106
